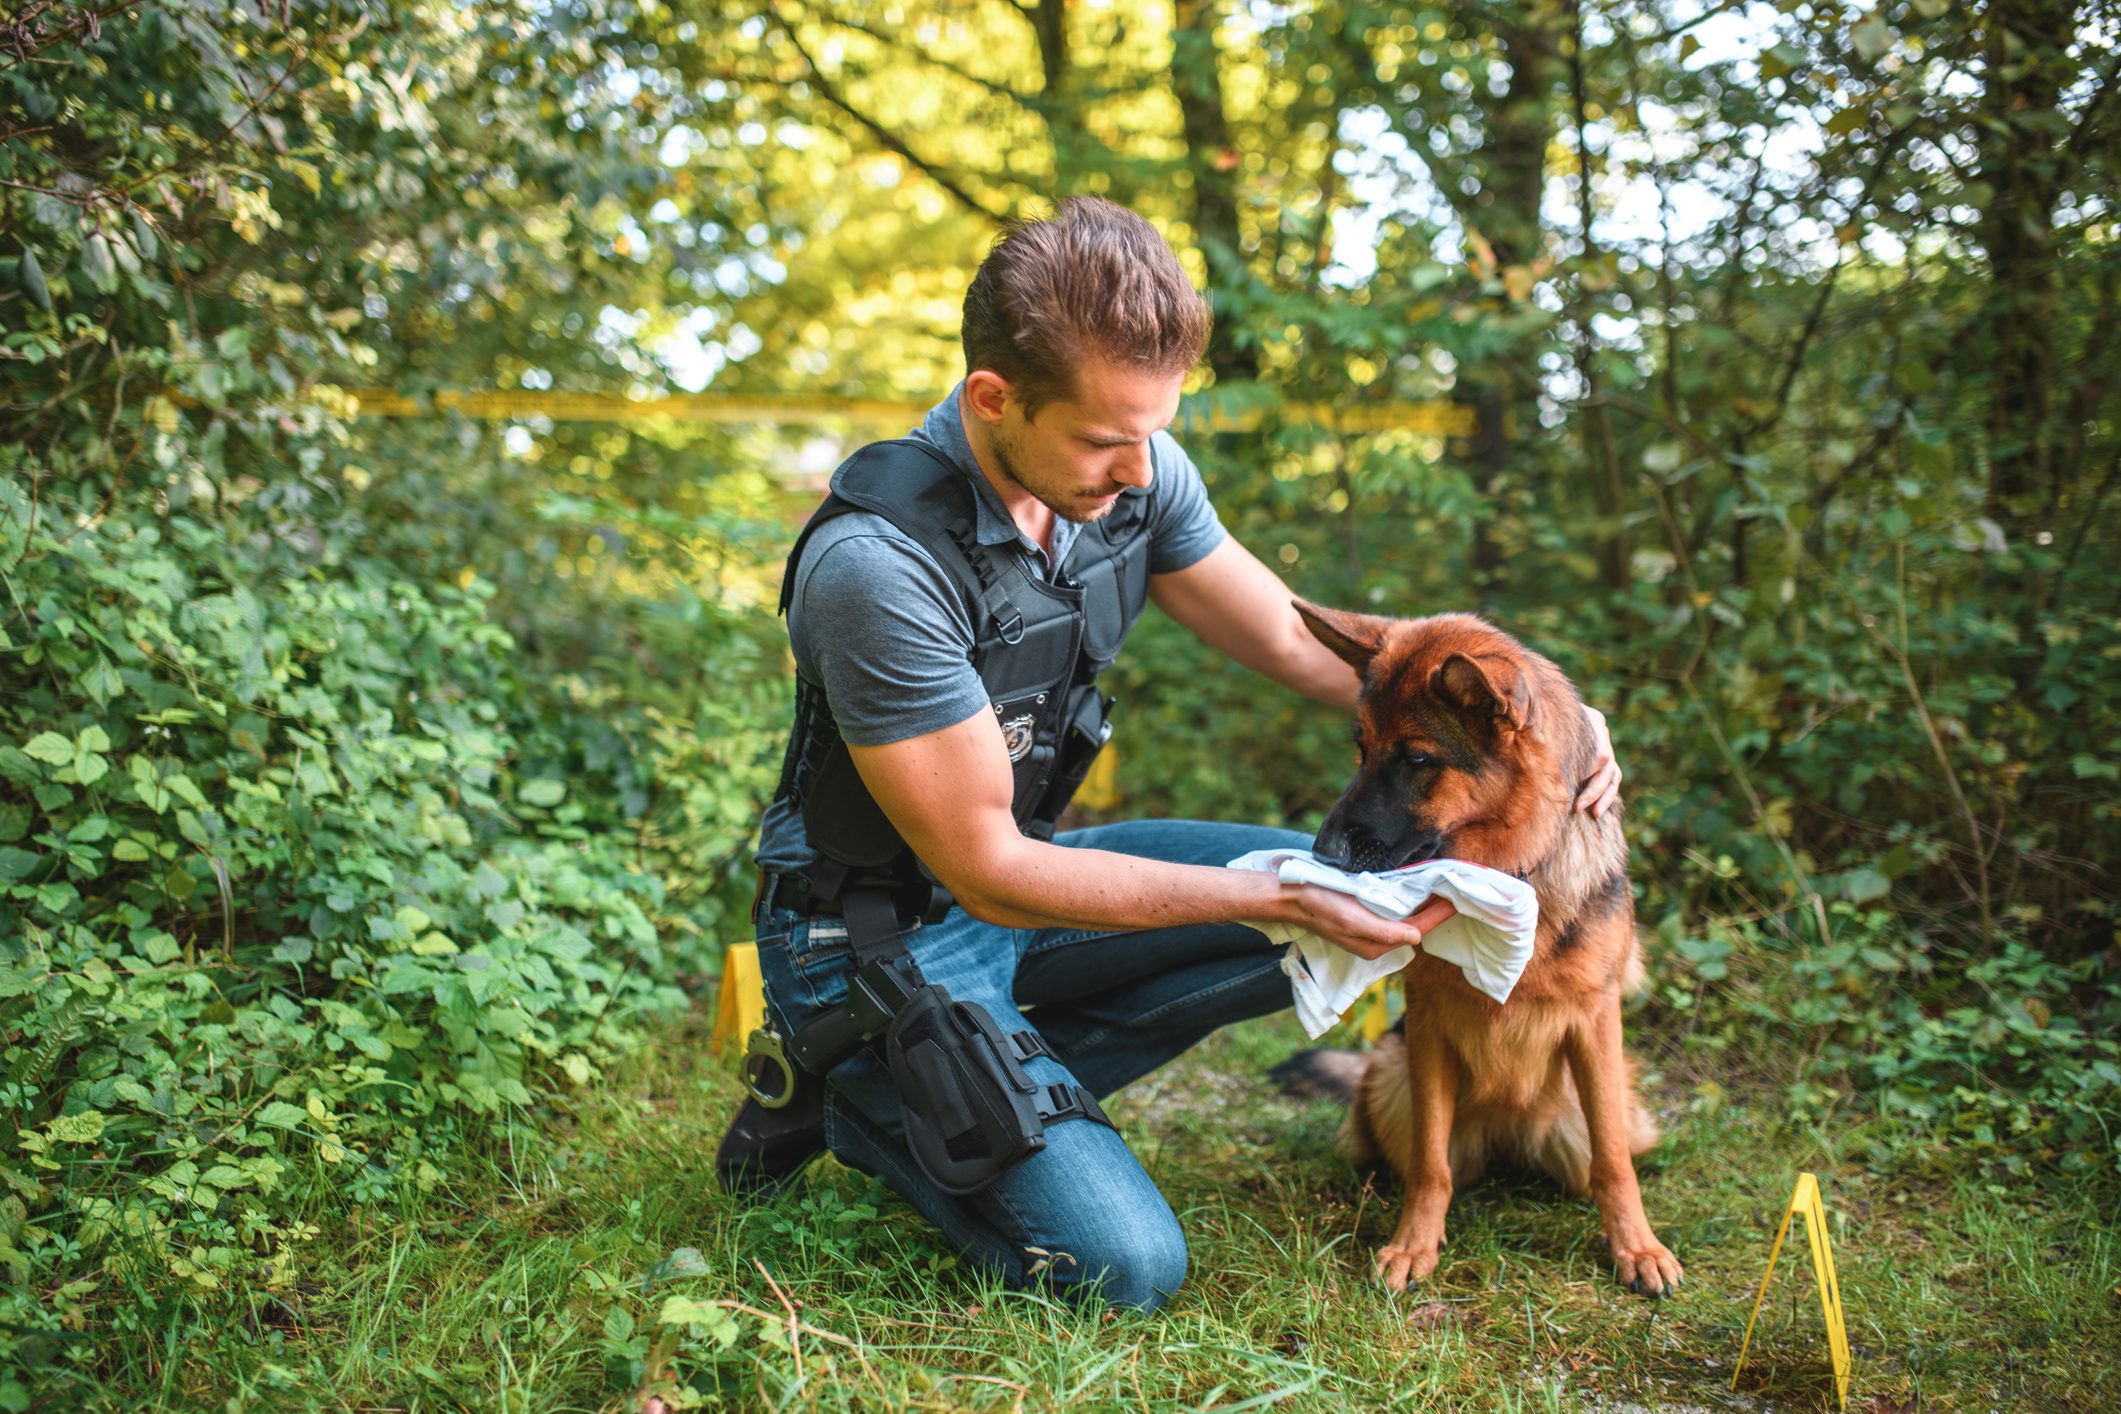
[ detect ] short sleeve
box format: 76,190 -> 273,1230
788,526 -> 994,747
1144,431 -> 1227,574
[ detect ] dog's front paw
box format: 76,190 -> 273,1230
1373,1237 -> 1444,1292
1611,1236 -> 1683,1298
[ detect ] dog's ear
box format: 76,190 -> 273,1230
1433,652 -> 1537,731
1294,600 -> 1391,674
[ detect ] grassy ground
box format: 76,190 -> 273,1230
81,1004 -> 2121,1412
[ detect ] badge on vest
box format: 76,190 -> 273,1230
1001,714 -> 1037,761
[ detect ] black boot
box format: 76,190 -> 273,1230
715,1076 -> 827,1198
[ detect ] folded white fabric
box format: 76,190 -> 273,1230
1227,848 -> 1540,1038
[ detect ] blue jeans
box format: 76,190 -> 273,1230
755,819 -> 1307,1313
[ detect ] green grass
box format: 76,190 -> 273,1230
37,1006 -> 2121,1412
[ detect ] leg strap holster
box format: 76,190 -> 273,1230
747,881 -> 1111,1195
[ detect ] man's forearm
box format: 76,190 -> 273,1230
948,836 -> 1288,933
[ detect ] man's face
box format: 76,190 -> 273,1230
977,357 -> 1186,525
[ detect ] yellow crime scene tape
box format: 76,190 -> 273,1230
286,387 -> 1477,436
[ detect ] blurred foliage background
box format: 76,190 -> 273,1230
1,0 -> 2116,1399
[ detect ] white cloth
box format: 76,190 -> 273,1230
1227,848 -> 1539,1038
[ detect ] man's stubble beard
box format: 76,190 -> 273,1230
993,422 -> 1118,526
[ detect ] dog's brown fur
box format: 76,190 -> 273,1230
1291,604 -> 1682,1298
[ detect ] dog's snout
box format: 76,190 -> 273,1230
1313,819 -> 1418,874
1311,820 -> 1355,870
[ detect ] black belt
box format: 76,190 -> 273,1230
755,870 -> 831,919
754,870 -> 954,926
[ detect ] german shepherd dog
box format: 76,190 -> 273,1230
1279,604 -> 1682,1298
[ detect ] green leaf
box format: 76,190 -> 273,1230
644,1246 -> 710,1285
112,838 -> 152,863
1760,43 -> 1804,81
1840,868 -> 1891,904
46,1111 -> 107,1144
78,725 -> 111,753
658,1295 -> 728,1325
17,244 -> 49,312
80,233 -> 117,294
22,732 -> 73,765
519,778 -> 566,807
469,860 -> 508,900
1824,105 -> 1868,137
81,658 -> 123,704
1851,16 -> 1893,62
256,1101 -> 309,1131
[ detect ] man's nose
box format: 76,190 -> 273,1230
1114,441 -> 1153,489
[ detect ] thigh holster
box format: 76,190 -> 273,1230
745,884 -> 1112,1196
883,983 -> 1110,1196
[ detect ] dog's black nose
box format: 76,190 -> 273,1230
1311,821 -> 1354,869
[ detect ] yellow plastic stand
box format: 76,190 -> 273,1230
1355,977 -> 1395,1043
1076,744 -> 1121,812
1732,1171 -> 1852,1409
712,942 -> 766,1058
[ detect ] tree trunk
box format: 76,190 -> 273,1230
1172,0 -> 1257,383
1466,4 -> 1565,589
1568,0 -> 1628,592
1975,0 -> 2076,522
1025,0 -> 1084,192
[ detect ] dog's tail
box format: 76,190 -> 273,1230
1269,1006 -> 1407,1101
1267,1047 -> 1368,1101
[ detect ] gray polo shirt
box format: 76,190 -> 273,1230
754,382 -> 1227,874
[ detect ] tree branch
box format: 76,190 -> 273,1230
811,7 -> 1038,109
1647,0 -> 1751,46
774,14 -> 1008,225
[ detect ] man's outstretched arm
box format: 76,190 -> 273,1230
1149,536 -> 1363,709
1147,536 -> 1624,815
845,708 -> 1452,956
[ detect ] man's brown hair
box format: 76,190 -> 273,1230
961,196 -> 1211,418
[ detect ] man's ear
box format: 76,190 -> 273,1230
961,368 -> 1013,426
1432,653 -> 1537,730
1294,599 -> 1393,675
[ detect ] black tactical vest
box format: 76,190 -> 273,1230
772,438 -> 1153,900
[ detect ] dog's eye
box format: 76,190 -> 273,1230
1395,750 -> 1438,771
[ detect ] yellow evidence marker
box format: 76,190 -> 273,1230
1732,1170 -> 1853,1409
711,942 -> 766,1058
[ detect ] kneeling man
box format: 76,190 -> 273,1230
718,197 -> 1620,1312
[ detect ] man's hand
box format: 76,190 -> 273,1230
1287,889 -> 1457,961
1576,704 -> 1622,817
